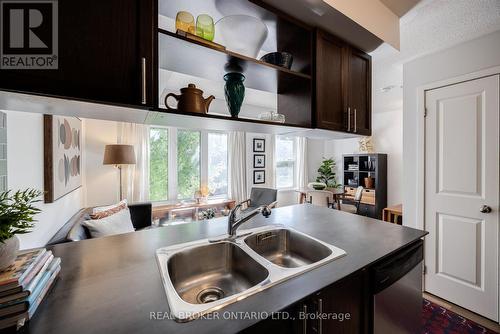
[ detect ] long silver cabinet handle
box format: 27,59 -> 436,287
318,298 -> 323,334
141,57 -> 147,105
303,304 -> 307,334
347,107 -> 351,132
354,108 -> 357,133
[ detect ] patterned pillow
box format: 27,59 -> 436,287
90,201 -> 128,220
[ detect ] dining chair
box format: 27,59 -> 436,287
341,186 -> 364,214
306,190 -> 334,208
241,187 -> 278,212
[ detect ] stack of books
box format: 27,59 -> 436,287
0,248 -> 61,330
347,164 -> 359,171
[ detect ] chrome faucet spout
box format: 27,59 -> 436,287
227,202 -> 272,237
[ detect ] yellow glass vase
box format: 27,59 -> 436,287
176,11 -> 195,35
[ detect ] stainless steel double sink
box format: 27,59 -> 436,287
156,225 -> 346,322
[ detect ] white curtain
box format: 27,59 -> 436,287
117,122 -> 150,202
296,137 -> 309,189
228,131 -> 247,204
268,135 -> 277,188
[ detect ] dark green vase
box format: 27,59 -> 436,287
224,72 -> 245,118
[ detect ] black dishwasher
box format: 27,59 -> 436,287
372,240 -> 424,334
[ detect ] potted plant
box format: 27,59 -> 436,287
316,158 -> 340,189
0,189 -> 42,271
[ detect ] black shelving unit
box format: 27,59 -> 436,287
342,153 -> 387,219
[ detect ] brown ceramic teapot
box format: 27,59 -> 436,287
165,84 -> 215,114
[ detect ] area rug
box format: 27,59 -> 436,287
422,299 -> 499,334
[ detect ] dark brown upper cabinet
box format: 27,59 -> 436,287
315,30 -> 372,135
347,48 -> 371,135
0,0 -> 156,108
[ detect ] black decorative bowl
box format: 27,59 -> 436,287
260,52 -> 293,70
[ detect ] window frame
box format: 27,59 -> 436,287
148,126 -> 229,202
274,136 -> 298,190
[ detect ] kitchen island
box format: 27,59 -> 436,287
23,204 -> 427,334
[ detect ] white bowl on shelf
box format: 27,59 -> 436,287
258,111 -> 285,123
214,15 -> 268,58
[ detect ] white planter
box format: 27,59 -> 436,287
0,236 -> 19,271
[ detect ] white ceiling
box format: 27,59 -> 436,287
372,0 -> 500,113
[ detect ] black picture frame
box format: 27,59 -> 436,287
253,154 -> 265,168
253,170 -> 265,184
253,138 -> 265,152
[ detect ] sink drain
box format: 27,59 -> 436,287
197,287 -> 225,304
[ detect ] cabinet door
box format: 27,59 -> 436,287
315,30 -> 347,131
315,270 -> 368,334
0,0 -> 155,107
347,48 -> 371,135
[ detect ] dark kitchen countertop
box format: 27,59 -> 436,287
24,204 -> 427,334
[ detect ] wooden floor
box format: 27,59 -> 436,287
423,292 -> 500,332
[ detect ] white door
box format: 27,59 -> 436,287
424,75 -> 500,321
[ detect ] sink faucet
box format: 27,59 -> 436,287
227,201 -> 273,237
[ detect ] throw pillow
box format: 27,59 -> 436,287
82,208 -> 134,238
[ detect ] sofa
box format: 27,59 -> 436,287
47,202 -> 152,245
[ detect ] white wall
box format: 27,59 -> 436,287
83,118 -> 119,207
307,139 -> 326,183
403,30 -> 500,228
5,111 -> 84,249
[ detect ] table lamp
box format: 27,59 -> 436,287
103,144 -> 136,200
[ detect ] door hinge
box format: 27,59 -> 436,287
424,108 -> 428,117
423,265 -> 427,275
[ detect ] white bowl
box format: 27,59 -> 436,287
215,15 -> 268,58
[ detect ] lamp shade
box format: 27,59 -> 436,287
103,144 -> 136,165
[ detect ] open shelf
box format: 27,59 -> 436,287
159,30 -> 311,80
158,29 -> 310,94
150,107 -> 306,128
146,107 -> 310,134
157,0 -> 313,128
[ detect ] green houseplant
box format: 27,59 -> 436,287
0,189 -> 42,270
316,158 -> 340,189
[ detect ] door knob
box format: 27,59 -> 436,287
480,205 -> 492,213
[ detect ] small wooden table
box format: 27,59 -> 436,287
383,204 -> 403,224
297,188 -> 345,210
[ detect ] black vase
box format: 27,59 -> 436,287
224,72 -> 245,118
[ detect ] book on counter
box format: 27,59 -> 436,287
0,248 -> 61,330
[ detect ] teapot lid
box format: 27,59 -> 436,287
181,83 -> 203,93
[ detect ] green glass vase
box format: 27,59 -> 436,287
224,72 -> 245,118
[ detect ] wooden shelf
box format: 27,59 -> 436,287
158,29 -> 311,94
150,107 -> 309,127
146,108 -> 312,134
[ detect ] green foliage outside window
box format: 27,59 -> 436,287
177,130 -> 200,199
149,128 -> 168,201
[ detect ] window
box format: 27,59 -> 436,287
177,130 -> 200,199
207,132 -> 228,197
149,127 -> 168,201
275,136 -> 296,189
148,128 -> 228,201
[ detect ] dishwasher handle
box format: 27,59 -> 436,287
371,240 -> 423,294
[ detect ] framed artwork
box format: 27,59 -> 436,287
44,115 -> 82,203
253,170 -> 265,184
253,138 -> 265,152
253,154 -> 265,168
